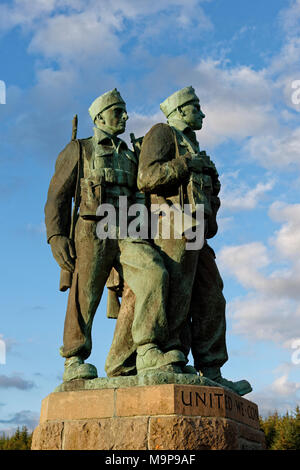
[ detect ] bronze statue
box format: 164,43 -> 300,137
45,86 -> 252,396
45,89 -> 187,382
105,86 -> 252,396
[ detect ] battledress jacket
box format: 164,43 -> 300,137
137,122 -> 220,239
45,133 -> 138,243
45,139 -> 80,243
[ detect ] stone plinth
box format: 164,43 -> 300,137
32,384 -> 266,450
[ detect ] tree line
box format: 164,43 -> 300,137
0,426 -> 32,450
259,405 -> 300,450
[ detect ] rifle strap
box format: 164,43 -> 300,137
69,139 -> 82,240
171,126 -> 185,210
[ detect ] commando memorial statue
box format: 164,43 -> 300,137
45,86 -> 252,396
45,88 -> 187,382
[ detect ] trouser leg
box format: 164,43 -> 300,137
188,243 -> 228,370
154,236 -> 199,353
105,283 -> 137,377
61,219 -> 117,359
117,239 -> 169,348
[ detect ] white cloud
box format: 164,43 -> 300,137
245,127 -> 300,169
191,60 -> 277,148
218,242 -> 270,290
220,177 -> 275,212
251,379 -> 300,417
121,111 -> 164,147
0,0 -> 57,32
271,373 -> 300,397
279,0 -> 300,38
1,0 -> 299,183
250,361 -> 300,417
1,0 -> 299,173
28,9 -> 123,63
0,0 -> 212,64
192,1 -> 300,162
228,295 -> 300,343
271,1 -> 300,98
219,203 -> 300,345
190,55 -> 300,170
269,202 -> 300,260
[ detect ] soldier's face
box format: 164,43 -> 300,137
181,100 -> 205,130
100,104 -> 128,135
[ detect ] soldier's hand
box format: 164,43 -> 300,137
187,155 -> 205,173
50,235 -> 76,273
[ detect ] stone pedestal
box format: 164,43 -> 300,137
31,383 -> 265,450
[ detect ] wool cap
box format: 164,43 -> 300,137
160,86 -> 199,117
89,88 -> 125,122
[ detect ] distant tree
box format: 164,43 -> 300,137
260,406 -> 300,450
271,406 -> 300,450
0,432 -> 8,450
259,411 -> 278,448
0,426 -> 32,450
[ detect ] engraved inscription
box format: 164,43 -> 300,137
225,394 -> 232,411
181,390 -> 223,409
225,393 -> 258,421
180,388 -> 259,424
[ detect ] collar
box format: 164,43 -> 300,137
93,127 -> 128,150
167,118 -> 189,133
167,118 -> 198,147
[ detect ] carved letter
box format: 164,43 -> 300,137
181,391 -> 192,406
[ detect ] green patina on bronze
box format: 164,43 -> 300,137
45,86 -> 252,396
45,89 -> 187,383
105,87 -> 252,396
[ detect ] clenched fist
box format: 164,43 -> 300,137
50,235 -> 76,273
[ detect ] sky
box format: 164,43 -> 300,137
0,0 -> 300,436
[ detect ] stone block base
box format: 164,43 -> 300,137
31,384 -> 266,450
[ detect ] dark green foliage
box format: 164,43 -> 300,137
260,406 -> 300,450
0,426 -> 32,450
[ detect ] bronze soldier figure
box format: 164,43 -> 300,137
105,87 -> 251,395
137,86 -> 252,395
45,89 -> 186,382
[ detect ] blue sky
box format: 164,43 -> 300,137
0,0 -> 300,435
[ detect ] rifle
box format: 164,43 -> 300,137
59,114 -> 80,292
106,134 -> 144,318
130,133 -> 143,158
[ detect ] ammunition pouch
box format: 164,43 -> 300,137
79,176 -> 105,220
187,172 -> 213,217
89,168 -> 136,188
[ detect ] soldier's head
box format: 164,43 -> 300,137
89,88 -> 128,136
160,86 -> 205,130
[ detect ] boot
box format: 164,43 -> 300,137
136,343 -> 186,373
63,356 -> 98,382
182,364 -> 198,375
199,366 -> 252,396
